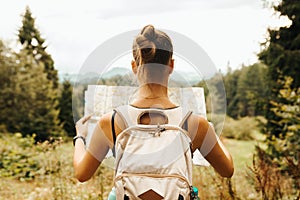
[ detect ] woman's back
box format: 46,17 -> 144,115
73,25 -> 234,192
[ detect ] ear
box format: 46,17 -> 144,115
168,59 -> 174,74
131,60 -> 137,74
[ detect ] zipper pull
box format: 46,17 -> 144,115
149,124 -> 166,137
155,124 -> 166,137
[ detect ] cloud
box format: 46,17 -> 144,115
92,0 -> 263,19
0,0 -> 276,74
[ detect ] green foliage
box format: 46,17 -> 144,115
237,64 -> 268,117
0,134 -> 114,199
18,6 -> 58,89
252,1 -> 300,198
0,41 -> 18,129
15,50 -> 61,141
222,116 -> 261,140
0,40 -> 62,141
97,74 -> 137,86
208,114 -> 263,141
195,73 -> 226,114
58,79 -> 76,137
266,77 -> 300,177
223,68 -> 242,118
0,7 -> 63,141
257,0 -> 300,179
224,63 -> 268,118
196,63 -> 268,119
0,133 -> 64,181
0,133 -> 40,180
259,0 -> 300,138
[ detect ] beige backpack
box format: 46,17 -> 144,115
112,105 -> 194,200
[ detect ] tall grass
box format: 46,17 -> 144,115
0,118 -> 296,200
0,133 -> 114,199
0,133 -> 252,199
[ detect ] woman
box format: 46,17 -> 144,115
73,25 -> 234,184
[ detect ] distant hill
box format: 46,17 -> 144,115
58,67 -> 130,83
59,67 -> 206,86
101,67 -> 131,79
170,70 -> 203,86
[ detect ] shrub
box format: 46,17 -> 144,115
0,133 -> 62,181
0,133 -> 39,180
222,116 -> 261,140
207,114 -> 262,140
0,124 -> 7,133
248,147 -> 299,199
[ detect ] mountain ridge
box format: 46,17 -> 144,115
59,67 -> 209,85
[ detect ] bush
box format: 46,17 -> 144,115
0,124 -> 7,133
222,116 -> 260,140
249,147 -> 299,199
0,133 -> 39,180
0,133 -> 62,181
208,114 -> 262,140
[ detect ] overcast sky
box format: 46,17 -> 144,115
0,0 -> 289,74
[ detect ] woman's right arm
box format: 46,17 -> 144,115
73,113 -> 112,182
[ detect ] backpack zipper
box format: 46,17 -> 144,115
115,172 -> 191,186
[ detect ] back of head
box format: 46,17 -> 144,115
133,25 -> 173,86
132,25 -> 173,66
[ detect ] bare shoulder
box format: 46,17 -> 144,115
97,111 -> 125,143
97,111 -> 114,142
98,112 -> 113,128
188,113 -> 209,132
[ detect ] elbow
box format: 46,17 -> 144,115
74,170 -> 90,182
77,176 -> 89,183
220,166 -> 234,178
73,162 -> 91,182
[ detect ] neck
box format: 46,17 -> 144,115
138,84 -> 169,99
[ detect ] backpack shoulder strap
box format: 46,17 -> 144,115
111,110 -> 117,156
111,110 -> 117,145
113,105 -> 136,127
179,110 -> 193,128
111,105 -> 133,156
111,105 -> 146,156
178,110 -> 193,158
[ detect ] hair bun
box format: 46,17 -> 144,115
132,25 -> 173,65
141,25 -> 156,41
135,35 -> 156,63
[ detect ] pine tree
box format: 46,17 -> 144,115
269,77 -> 300,161
0,41 -> 61,140
235,63 -> 268,117
256,1 -> 300,195
222,63 -> 268,118
59,79 -> 76,137
224,68 -> 241,118
13,49 -> 61,141
259,0 -> 300,140
0,40 -> 18,131
13,6 -> 62,140
18,6 -> 58,89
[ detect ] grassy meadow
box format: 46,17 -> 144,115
0,126 -> 264,200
